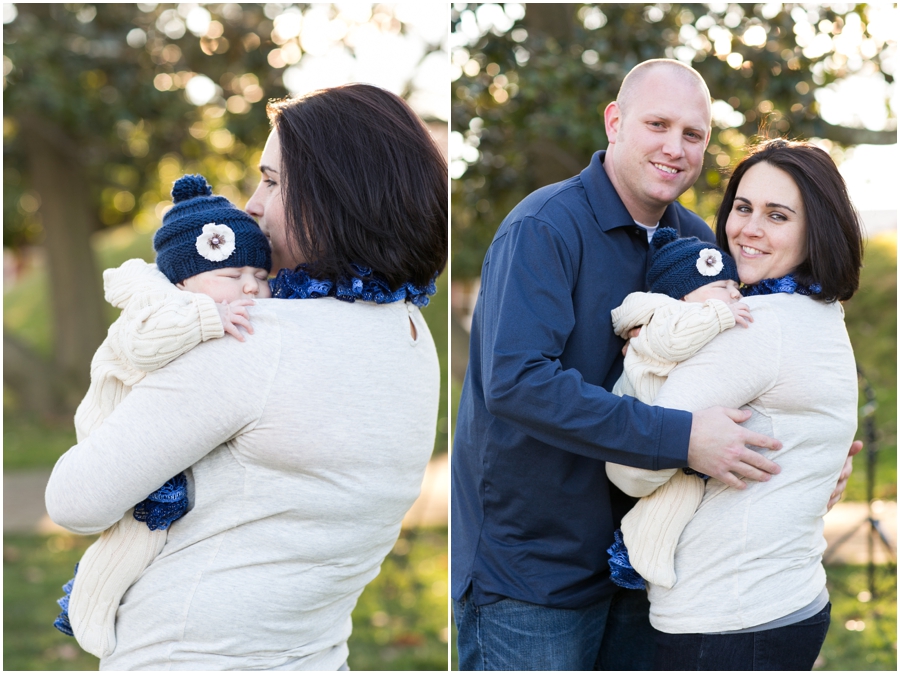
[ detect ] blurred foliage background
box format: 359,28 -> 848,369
3,2 -> 448,436
448,5 -> 896,480
448,4 -> 895,671
3,2 -> 449,670
449,2 -> 895,277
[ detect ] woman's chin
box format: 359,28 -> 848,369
736,265 -> 766,286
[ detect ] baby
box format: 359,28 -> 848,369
53,174 -> 271,658
605,227 -> 751,590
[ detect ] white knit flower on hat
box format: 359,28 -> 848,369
696,248 -> 724,276
195,223 -> 235,261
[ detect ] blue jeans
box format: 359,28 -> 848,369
652,603 -> 831,670
453,588 -> 654,670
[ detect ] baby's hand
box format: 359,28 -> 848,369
730,302 -> 753,328
217,299 -> 255,341
622,326 -> 642,356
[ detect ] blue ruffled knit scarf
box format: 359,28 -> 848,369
269,264 -> 437,307
607,273 -> 821,590
741,273 -> 822,298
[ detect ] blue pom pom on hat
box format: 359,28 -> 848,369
646,227 -> 739,299
153,174 -> 271,285
170,174 -> 212,203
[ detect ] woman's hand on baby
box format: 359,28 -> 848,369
827,440 -> 863,510
730,302 -> 753,328
217,299 -> 255,342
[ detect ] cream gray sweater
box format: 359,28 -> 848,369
46,297 -> 439,670
645,293 -> 857,633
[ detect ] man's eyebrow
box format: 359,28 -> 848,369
735,195 -> 796,214
259,164 -> 279,174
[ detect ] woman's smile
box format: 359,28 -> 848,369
739,244 -> 765,256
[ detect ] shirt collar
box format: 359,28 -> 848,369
634,221 -> 659,243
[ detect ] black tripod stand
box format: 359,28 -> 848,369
822,366 -> 896,599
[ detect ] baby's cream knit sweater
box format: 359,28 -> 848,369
68,258 -> 226,658
606,291 -> 736,588
74,258 -> 224,440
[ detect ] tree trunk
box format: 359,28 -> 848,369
14,116 -> 107,414
523,4 -> 586,189
3,329 -> 67,418
523,3 -> 577,42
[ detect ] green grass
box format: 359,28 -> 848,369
4,528 -> 448,671
348,528 -> 449,670
3,533 -> 100,671
3,415 -> 77,471
817,563 -> 898,670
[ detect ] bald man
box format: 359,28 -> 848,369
451,59 -> 856,670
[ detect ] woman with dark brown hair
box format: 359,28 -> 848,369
250,83 -> 447,293
46,84 -> 447,670
617,139 -> 864,670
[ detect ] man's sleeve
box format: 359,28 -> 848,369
478,216 -> 691,470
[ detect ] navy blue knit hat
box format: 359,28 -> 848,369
647,227 -> 739,299
153,174 -> 271,285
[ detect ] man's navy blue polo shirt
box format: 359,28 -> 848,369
451,151 -> 716,609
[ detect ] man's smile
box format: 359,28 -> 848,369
652,162 -> 681,174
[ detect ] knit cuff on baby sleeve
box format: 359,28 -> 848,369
709,298 -> 736,331
195,293 -> 226,341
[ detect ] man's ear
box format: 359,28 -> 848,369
604,101 -> 622,143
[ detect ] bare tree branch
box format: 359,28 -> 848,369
809,120 -> 897,146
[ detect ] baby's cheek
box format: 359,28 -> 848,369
257,283 -> 272,299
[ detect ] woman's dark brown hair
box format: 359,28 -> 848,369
715,138 -> 863,302
267,84 -> 447,288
